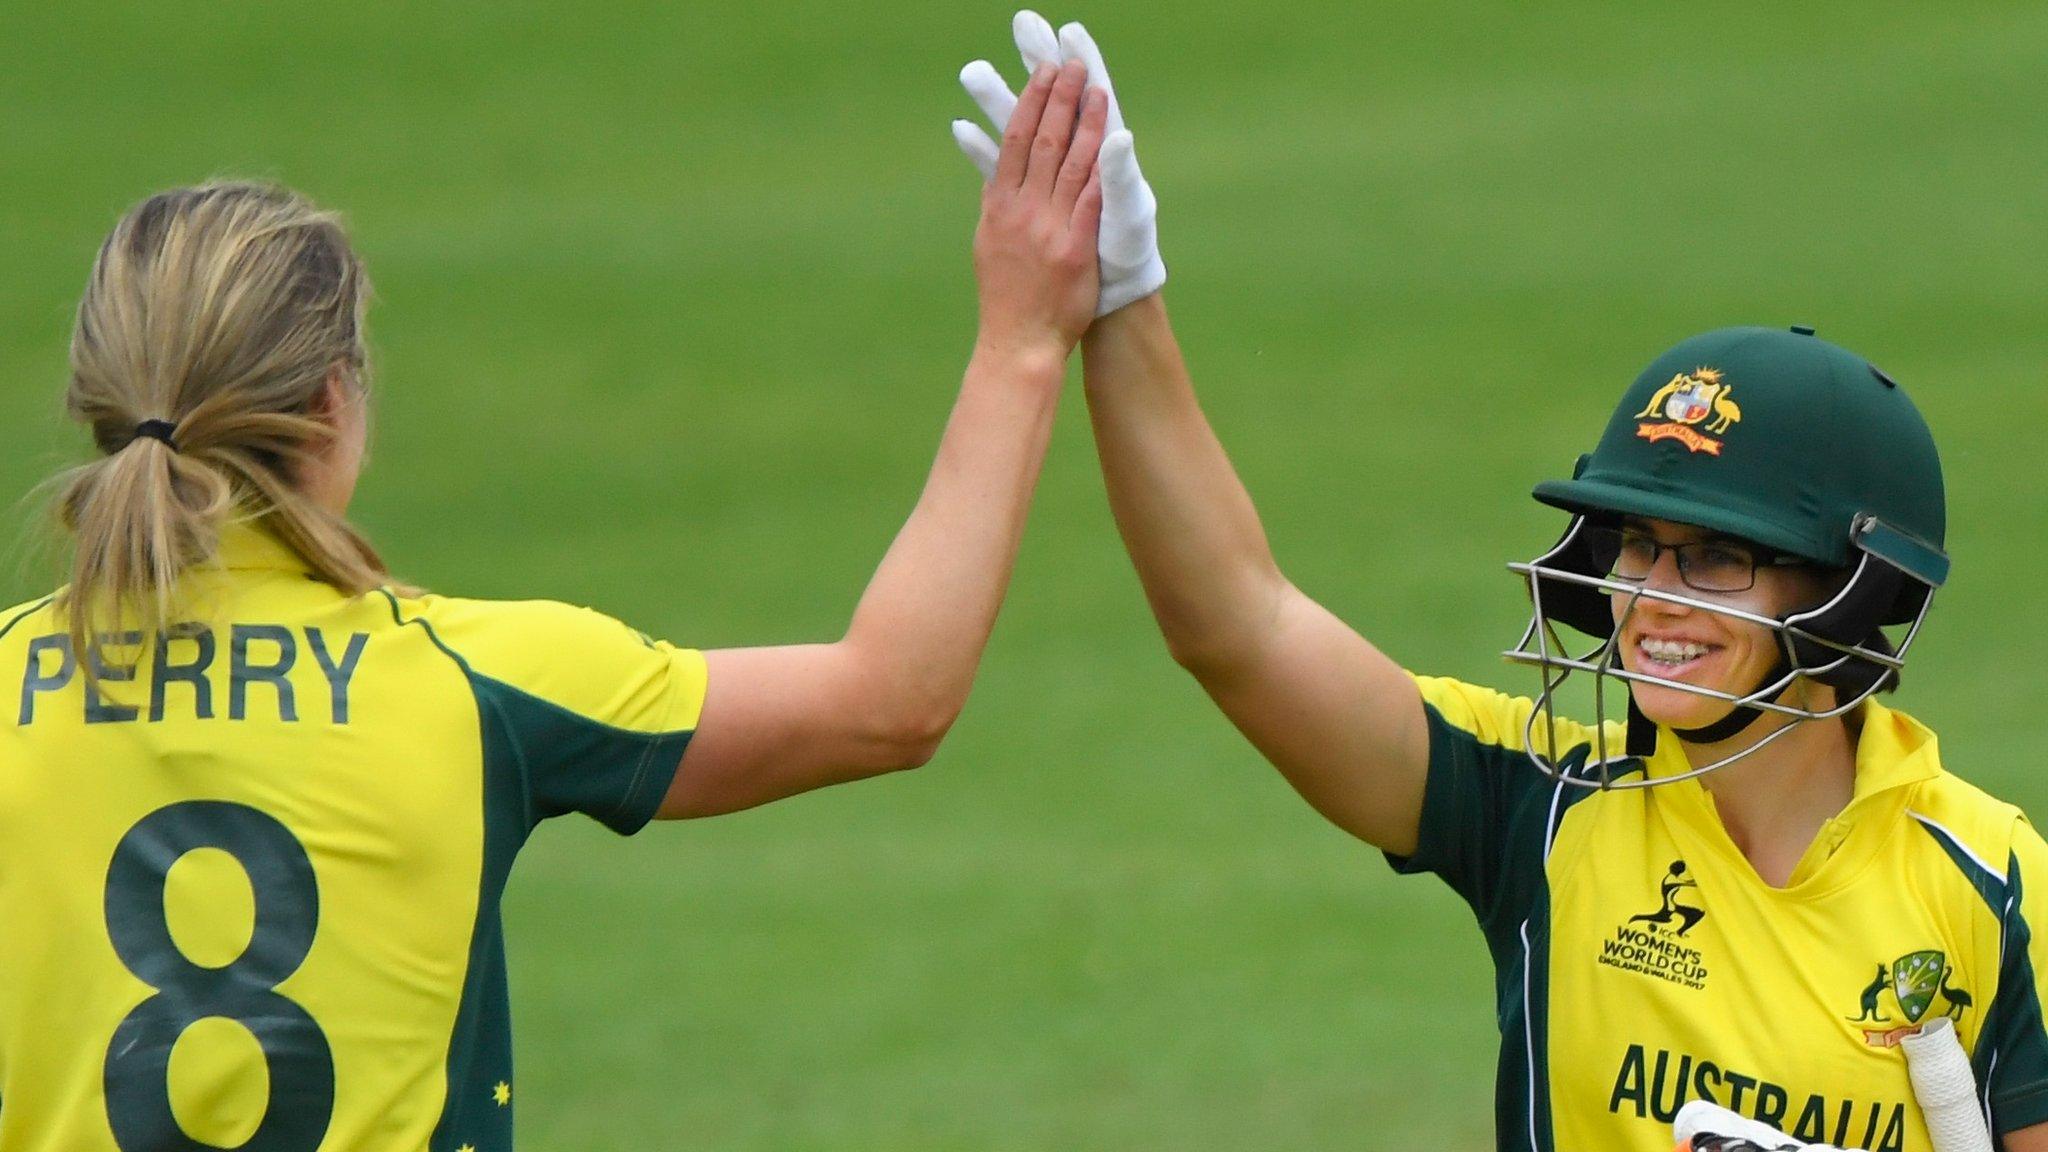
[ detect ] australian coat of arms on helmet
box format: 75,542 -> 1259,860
1632,367 -> 1742,455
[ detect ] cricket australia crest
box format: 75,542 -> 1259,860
1633,368 -> 1741,456
1848,949 -> 1973,1047
1892,951 -> 1944,1022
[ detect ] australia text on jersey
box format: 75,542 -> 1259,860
1608,1042 -> 1910,1152
16,624 -> 369,725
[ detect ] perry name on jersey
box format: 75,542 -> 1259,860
17,623 -> 367,726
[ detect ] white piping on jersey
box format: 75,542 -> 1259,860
1542,757 -> 1585,862
1909,811 -> 2009,886
1524,762 -> 1585,1151
1984,1025 -> 1999,1133
1984,887 -> 2016,1133
1543,777 -> 1568,862
1521,918 -> 1539,1152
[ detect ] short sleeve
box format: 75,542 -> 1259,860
409,596 -> 706,835
1385,675 -> 1603,948
1983,818 -> 2048,1135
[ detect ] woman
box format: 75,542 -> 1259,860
0,61 -> 1108,1152
953,15 -> 2048,1152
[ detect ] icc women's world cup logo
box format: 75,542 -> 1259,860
1596,860 -> 1711,991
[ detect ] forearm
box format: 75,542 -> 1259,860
665,61 -> 1104,818
1081,295 -> 1288,677
840,342 -> 1066,753
2005,1121 -> 2048,1151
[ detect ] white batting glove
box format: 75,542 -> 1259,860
953,11 -> 1166,316
1674,1101 -> 1858,1152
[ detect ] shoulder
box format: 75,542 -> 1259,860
375,590 -> 706,733
1410,672 -> 1619,761
383,592 -> 656,651
0,595 -> 59,645
1849,701 -> 2027,885
1904,768 -> 2032,897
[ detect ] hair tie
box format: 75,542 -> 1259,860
131,419 -> 180,452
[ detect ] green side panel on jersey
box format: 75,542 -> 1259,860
1985,854 -> 2048,1135
467,671 -> 693,834
425,673 -> 533,1152
1497,892 -> 1554,1152
376,591 -> 527,1152
1386,702 -> 1624,1152
376,591 -> 692,1150
1918,821 -> 2048,1136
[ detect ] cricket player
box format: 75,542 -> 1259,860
954,15 -> 2048,1152
0,60 -> 1109,1151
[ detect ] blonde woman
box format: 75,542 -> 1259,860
0,62 -> 1107,1151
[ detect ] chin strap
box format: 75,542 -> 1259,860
1625,659 -> 1796,756
1624,695 -> 1658,757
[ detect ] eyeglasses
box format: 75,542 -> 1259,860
1583,525 -> 1807,594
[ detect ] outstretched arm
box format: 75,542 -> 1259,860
950,13 -> 1431,854
662,63 -> 1108,818
1081,299 -> 1430,855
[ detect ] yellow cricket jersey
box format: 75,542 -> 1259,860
0,524 -> 706,1152
1389,675 -> 2048,1152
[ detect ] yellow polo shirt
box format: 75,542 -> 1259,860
1391,675 -> 2048,1152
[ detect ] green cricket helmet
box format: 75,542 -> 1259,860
1503,326 -> 1948,786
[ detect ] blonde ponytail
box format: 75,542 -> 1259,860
51,181 -> 405,664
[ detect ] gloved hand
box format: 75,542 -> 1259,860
953,11 -> 1165,317
1673,1101 -> 1858,1152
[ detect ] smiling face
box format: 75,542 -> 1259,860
1607,517 -> 1836,730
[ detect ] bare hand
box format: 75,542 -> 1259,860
972,60 -> 1107,361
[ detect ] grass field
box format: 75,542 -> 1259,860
4,2 -> 2047,1148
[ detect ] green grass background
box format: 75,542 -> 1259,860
4,2 -> 2046,1148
